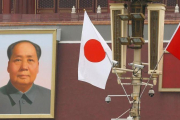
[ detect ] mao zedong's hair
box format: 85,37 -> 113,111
7,40 -> 41,60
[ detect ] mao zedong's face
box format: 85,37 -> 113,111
7,42 -> 39,92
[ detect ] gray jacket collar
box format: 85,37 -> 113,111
6,81 -> 37,106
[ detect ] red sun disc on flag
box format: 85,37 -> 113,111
84,39 -> 106,62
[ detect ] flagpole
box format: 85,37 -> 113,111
140,50 -> 165,98
106,53 -> 131,103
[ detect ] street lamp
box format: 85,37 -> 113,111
110,1 -> 165,120
118,13 -> 145,21
118,14 -> 131,20
131,37 -> 145,45
131,13 -> 145,20
119,37 -> 145,46
119,37 -> 131,45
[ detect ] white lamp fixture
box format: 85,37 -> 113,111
97,5 -> 101,13
71,6 -> 76,13
175,4 -> 179,13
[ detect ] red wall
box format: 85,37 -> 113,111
55,43 -> 180,120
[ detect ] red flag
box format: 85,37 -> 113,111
166,23 -> 180,60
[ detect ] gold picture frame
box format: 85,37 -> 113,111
0,29 -> 56,118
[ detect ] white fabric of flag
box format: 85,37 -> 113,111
78,11 -> 112,89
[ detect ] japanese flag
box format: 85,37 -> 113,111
165,23 -> 180,60
78,11 -> 112,89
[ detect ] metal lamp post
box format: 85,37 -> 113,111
109,0 -> 165,120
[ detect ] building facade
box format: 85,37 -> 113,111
0,0 -> 180,120
0,0 -> 179,14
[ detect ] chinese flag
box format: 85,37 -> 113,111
166,23 -> 180,60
